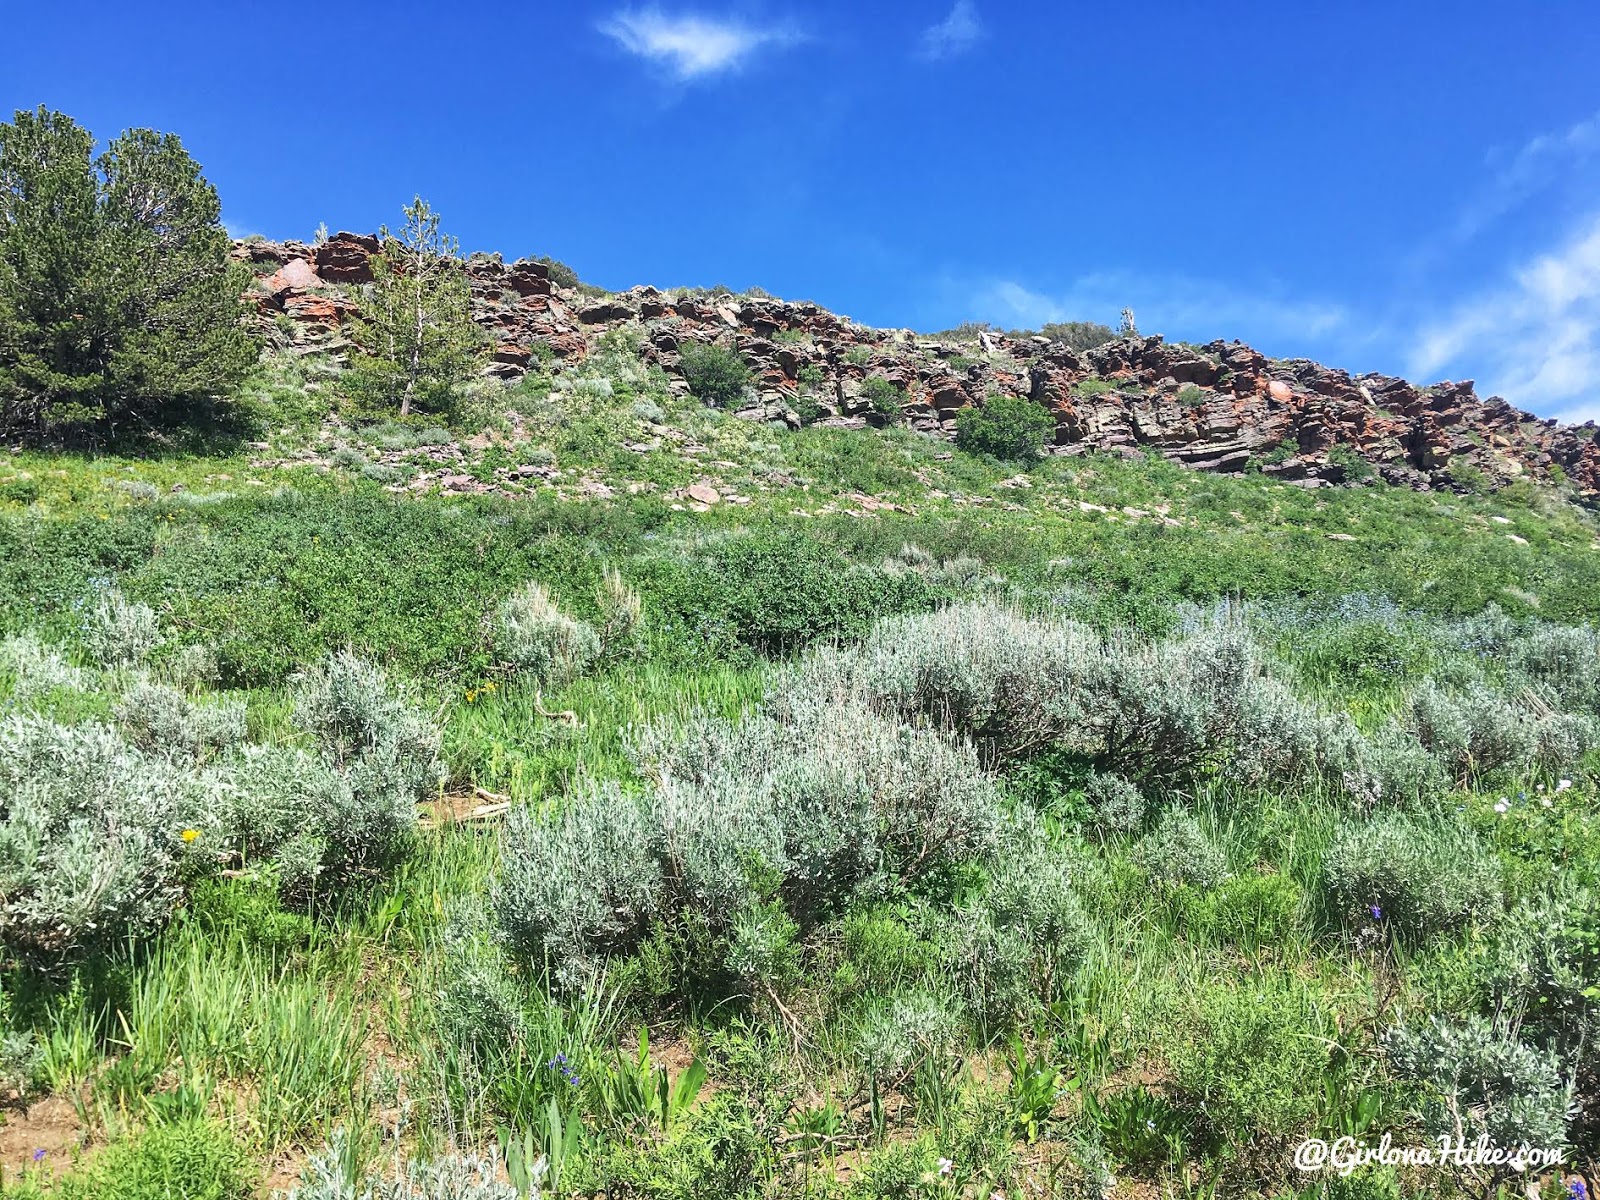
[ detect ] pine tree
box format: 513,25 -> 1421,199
94,127 -> 257,430
0,108 -> 107,432
348,197 -> 485,418
0,106 -> 256,441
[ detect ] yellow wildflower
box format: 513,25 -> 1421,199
180,829 -> 199,843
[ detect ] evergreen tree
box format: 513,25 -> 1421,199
0,106 -> 256,440
95,128 -> 257,429
0,108 -> 107,433
348,197 -> 485,418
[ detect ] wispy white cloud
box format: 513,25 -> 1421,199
972,271 -> 1349,348
1410,212 -> 1600,424
1455,110 -> 1600,241
600,8 -> 797,80
916,1 -> 982,61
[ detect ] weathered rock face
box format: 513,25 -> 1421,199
231,236 -> 1600,499
314,232 -> 379,283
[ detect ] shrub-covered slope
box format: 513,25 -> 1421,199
3,263 -> 1600,1199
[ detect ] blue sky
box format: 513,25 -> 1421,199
8,2 -> 1600,421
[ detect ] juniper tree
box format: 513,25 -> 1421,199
348,197 -> 485,418
0,106 -> 256,440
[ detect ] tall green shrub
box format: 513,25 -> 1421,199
955,394 -> 1055,463
860,375 -> 905,419
678,340 -> 750,409
681,534 -> 939,657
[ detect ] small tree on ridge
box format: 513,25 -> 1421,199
348,196 -> 485,418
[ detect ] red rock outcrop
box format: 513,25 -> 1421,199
230,236 -> 1600,498
314,232 -> 379,283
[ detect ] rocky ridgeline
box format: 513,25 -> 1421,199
236,234 -> 1600,498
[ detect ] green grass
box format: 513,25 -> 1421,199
6,433 -> 1597,685
3,1119 -> 255,1200
30,909 -> 370,1150
444,661 -> 765,801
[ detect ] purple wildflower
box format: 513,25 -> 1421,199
31,1149 -> 45,1163
548,1052 -> 580,1087
1369,904 -> 1383,921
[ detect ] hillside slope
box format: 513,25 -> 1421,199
4,242 -> 1600,1200
240,232 -> 1600,499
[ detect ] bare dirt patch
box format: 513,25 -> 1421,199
0,1095 -> 90,1179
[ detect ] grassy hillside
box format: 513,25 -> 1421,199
0,339 -> 1598,1200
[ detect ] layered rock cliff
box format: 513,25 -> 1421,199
235,234 -> 1600,498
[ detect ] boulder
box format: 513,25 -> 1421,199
578,300 -> 633,324
264,258 -> 323,295
280,291 -> 349,327
686,483 -> 720,505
